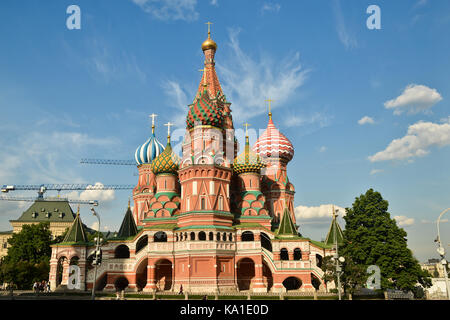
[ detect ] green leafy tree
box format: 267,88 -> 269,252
341,189 -> 431,292
0,222 -> 53,289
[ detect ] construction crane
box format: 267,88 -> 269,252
80,159 -> 135,165
0,195 -> 99,206
1,184 -> 134,199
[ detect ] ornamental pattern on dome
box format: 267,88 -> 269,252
151,142 -> 180,175
233,138 -> 265,175
135,133 -> 165,166
186,89 -> 224,129
253,118 -> 294,162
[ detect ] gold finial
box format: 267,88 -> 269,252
76,204 -> 80,216
164,122 -> 174,143
206,21 -> 213,38
243,122 -> 251,145
265,99 -> 274,120
149,113 -> 157,134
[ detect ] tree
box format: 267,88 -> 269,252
0,222 -> 53,289
341,189 -> 431,292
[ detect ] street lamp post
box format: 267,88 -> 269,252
332,207 -> 345,300
436,208 -> 450,300
91,207 -> 101,301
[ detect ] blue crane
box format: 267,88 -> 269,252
0,195 -> 99,206
1,184 -> 134,199
80,159 -> 135,165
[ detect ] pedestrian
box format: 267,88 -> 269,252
179,284 -> 183,294
46,282 -> 50,293
33,281 -> 38,293
202,295 -> 207,300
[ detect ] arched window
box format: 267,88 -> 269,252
136,235 -> 148,253
186,197 -> 190,211
201,197 -> 206,210
115,245 -> 130,259
249,179 -> 252,188
154,231 -> 167,243
216,232 -> 221,241
164,179 -> 167,189
198,231 -> 206,241
222,232 -> 227,241
241,231 -> 254,242
228,233 -> 233,241
294,248 -> 302,260
260,232 -> 272,252
280,248 -> 289,261
190,232 -> 195,241
218,196 -> 224,211
316,254 -> 323,268
209,232 -> 214,241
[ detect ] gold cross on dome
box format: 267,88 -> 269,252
149,113 -> 157,133
205,21 -> 213,36
164,122 -> 174,138
243,122 -> 251,137
265,98 -> 275,115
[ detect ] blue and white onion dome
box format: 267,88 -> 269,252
135,126 -> 165,166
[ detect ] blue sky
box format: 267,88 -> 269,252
0,0 -> 449,262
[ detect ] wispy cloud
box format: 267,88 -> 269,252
295,204 -> 346,221
261,2 -> 281,14
332,0 -> 358,49
370,168 -> 383,175
132,0 -> 199,21
217,28 -> 309,121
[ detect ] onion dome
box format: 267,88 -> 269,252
233,130 -> 265,175
253,114 -> 294,163
186,88 -> 224,129
151,126 -> 180,175
135,120 -> 165,165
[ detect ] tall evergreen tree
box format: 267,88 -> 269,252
341,189 -> 431,292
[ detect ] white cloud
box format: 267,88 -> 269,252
295,204 -> 346,221
368,120 -> 450,162
319,146 -> 327,153
210,0 -> 218,6
217,28 -> 309,121
261,2 -> 281,14
370,169 -> 383,175
132,0 -> 199,21
283,112 -> 331,129
394,215 -> 415,227
65,183 -> 116,203
358,116 -> 375,125
333,0 -> 358,49
384,84 -> 442,115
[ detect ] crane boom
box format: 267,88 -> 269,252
0,195 -> 99,206
80,159 -> 135,165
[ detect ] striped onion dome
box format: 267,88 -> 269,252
135,132 -> 165,166
253,117 -> 294,163
151,141 -> 180,175
186,88 -> 224,129
233,137 -> 265,175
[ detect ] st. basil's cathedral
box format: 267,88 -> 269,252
48,26 -> 341,294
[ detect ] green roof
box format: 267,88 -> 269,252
275,207 -> 298,238
10,199 -> 76,223
324,213 -> 344,246
117,203 -> 138,238
62,212 -> 88,244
